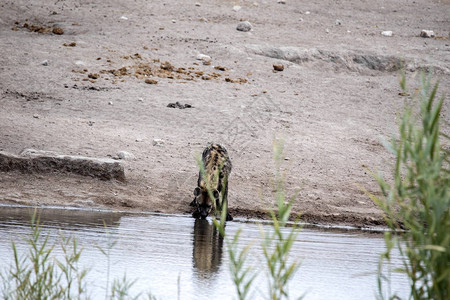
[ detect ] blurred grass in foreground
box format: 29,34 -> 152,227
366,72 -> 449,300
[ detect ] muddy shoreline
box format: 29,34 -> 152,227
0,168 -> 386,228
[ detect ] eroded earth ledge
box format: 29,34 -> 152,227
0,149 -> 125,181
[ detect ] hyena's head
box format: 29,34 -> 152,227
193,186 -> 219,219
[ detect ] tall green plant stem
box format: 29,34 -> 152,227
368,72 -> 449,300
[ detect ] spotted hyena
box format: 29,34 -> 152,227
190,143 -> 233,221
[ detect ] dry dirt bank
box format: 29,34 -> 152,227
0,0 -> 449,227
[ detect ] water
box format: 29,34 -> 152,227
0,206 -> 409,299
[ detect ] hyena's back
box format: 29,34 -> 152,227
199,143 -> 232,191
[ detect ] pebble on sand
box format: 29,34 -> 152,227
236,21 -> 252,32
117,151 -> 135,160
152,139 -> 165,146
52,27 -> 64,35
145,78 -> 158,84
273,64 -> 284,71
381,30 -> 393,37
196,54 -> 211,63
420,30 -> 435,38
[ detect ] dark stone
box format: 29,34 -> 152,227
167,101 -> 193,109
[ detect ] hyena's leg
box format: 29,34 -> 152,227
223,184 -> 233,221
190,176 -> 202,207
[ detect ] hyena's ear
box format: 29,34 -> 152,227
194,187 -> 201,196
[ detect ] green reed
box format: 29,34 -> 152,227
366,72 -> 449,300
1,210 -> 88,300
1,210 -> 155,300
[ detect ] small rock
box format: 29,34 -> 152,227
195,2 -> 201,6
33,114 -> 39,119
273,64 -> 284,71
236,21 -> 252,32
136,138 -> 144,142
120,16 -> 128,20
171,19 -> 176,23
420,30 -> 435,38
160,61 -> 174,70
233,5 -> 241,11
108,101 -> 113,105
335,19 -> 342,25
63,42 -> 76,47
145,78 -> 158,84
305,11 -> 311,15
277,0 -> 286,4
381,30 -> 393,37
152,139 -> 165,146
214,65 -> 228,71
167,102 -> 193,109
41,60 -> 49,66
117,151 -> 135,160
52,27 -> 64,35
325,28 -> 330,33
138,97 -> 144,102
88,73 -> 99,79
196,53 -> 211,63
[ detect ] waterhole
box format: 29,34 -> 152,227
0,206 -> 408,299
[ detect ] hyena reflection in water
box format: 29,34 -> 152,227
190,143 -> 233,221
192,219 -> 224,277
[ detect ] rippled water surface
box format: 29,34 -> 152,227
0,206 -> 408,299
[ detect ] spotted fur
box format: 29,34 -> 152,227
190,143 -> 232,221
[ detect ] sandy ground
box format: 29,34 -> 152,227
0,0 -> 449,227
